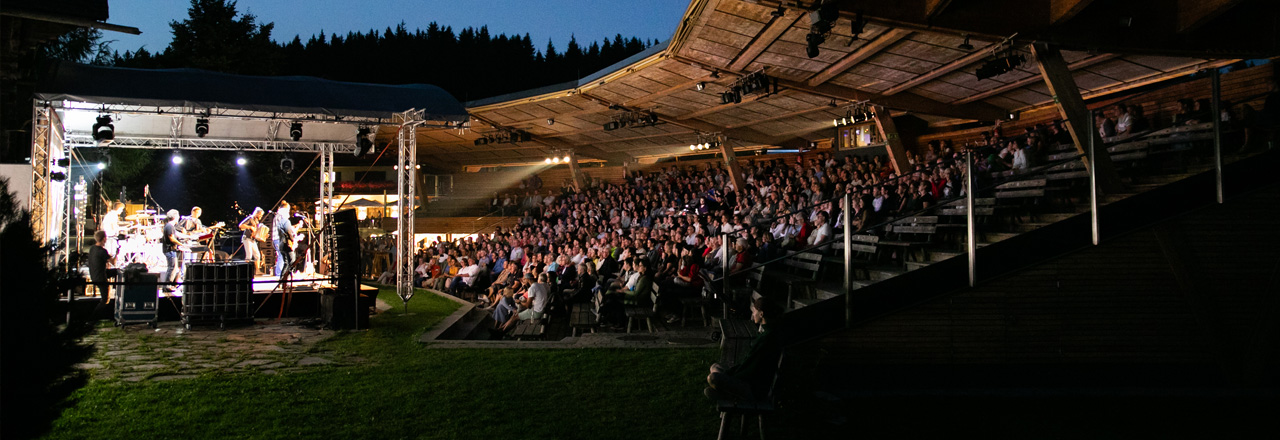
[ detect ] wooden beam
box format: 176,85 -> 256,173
1177,0 -> 1243,33
676,90 -> 791,121
871,105 -> 910,175
727,8 -> 805,72
1049,0 -> 1096,25
880,43 -> 996,96
951,53 -> 1120,105
718,139 -> 748,192
923,0 -> 953,19
807,28 -> 913,87
623,75 -> 713,108
567,151 -> 585,191
1030,42 -> 1123,194
724,102 -> 840,129
781,79 -> 1009,121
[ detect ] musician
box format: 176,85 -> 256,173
177,206 -> 205,236
239,207 -> 265,275
100,202 -> 125,254
273,203 -> 299,277
87,229 -> 117,306
162,209 -> 184,292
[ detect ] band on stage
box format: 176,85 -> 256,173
88,198 -> 325,299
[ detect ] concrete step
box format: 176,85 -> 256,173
982,231 -> 1019,243
925,250 -> 963,262
868,267 -> 907,282
1010,222 -> 1052,233
1032,212 -> 1079,223
904,261 -> 930,272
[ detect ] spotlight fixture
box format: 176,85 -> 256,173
355,127 -> 374,158
546,118 -> 555,126
806,0 -> 839,58
975,51 -> 1027,80
688,133 -> 722,152
289,122 -> 303,141
709,71 -> 721,79
280,158 -> 295,174
696,82 -> 706,91
55,158 -> 71,167
92,115 -> 114,141
771,4 -> 785,17
552,157 -> 561,164
171,152 -> 184,165
720,71 -> 777,105
96,162 -> 106,170
1006,111 -> 1020,121
545,158 -> 553,164
477,128 -> 533,143
51,171 -> 67,182
195,118 -> 210,138
958,35 -> 974,51
603,110 -> 659,131
563,155 -> 571,163
474,137 -> 490,146
415,164 -> 421,170
833,103 -> 875,127
236,154 -> 247,166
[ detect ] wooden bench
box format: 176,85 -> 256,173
569,302 -> 598,336
880,216 -> 938,262
767,252 -> 823,310
718,336 -> 752,369
511,314 -> 549,341
679,287 -> 710,327
624,290 -> 659,334
995,178 -> 1048,199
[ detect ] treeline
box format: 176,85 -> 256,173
110,1 -> 656,101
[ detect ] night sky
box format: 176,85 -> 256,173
107,0 -> 691,55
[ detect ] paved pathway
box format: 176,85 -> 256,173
78,320 -> 341,382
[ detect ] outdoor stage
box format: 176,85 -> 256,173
80,274 -> 378,323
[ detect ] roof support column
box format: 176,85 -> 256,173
1031,42 -> 1124,194
871,105 -> 910,175
567,150 -> 585,191
718,141 -> 747,194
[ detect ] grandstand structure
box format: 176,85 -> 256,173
400,0 -> 1279,395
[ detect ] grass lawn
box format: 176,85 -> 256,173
44,287 -> 720,440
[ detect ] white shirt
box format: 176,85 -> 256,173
458,264 -> 480,285
1116,113 -> 1133,133
809,223 -> 832,246
528,282 -> 550,313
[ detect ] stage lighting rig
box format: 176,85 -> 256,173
602,110 -> 660,131
475,128 -> 532,144
805,0 -> 839,58
721,71 -> 778,105
355,127 -> 375,158
280,158 -> 294,174
688,133 -> 723,151
195,118 -> 210,138
833,102 -> 875,127
171,152 -> 184,165
290,122 -> 303,141
975,51 -> 1026,80
92,115 -> 114,142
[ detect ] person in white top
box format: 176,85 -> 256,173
101,201 -> 125,254
1115,104 -> 1133,135
449,257 -> 481,296
808,211 -> 832,247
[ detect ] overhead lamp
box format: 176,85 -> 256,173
709,71 -> 721,79
958,35 -> 974,51
547,118 -> 555,126
415,164 -> 421,170
280,158 -> 295,174
474,137 -> 489,146
355,127 -> 374,158
96,162 -> 106,170
51,171 -> 67,182
603,121 -> 620,131
236,154 -> 247,166
563,155 -> 571,163
92,115 -> 114,141
696,82 -> 706,91
771,4 -> 785,17
545,158 -> 553,164
171,152 -> 184,165
976,51 -> 1027,80
552,157 -> 561,164
195,118 -> 210,138
289,122 -> 303,141
54,158 -> 71,167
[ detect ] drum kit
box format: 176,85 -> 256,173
115,209 -> 168,270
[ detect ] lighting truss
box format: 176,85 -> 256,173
720,70 -> 778,105
602,109 -> 659,131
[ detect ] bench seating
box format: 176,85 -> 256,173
511,314 -> 549,340
569,302 -> 598,336
624,290 -> 659,334
716,352 -> 785,440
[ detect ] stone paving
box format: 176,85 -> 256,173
78,320 -> 341,383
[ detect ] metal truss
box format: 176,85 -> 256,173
52,100 -> 464,129
63,134 -> 358,153
317,143 -> 335,272
30,104 -> 51,246
393,110 -> 423,306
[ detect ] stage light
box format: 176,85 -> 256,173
195,118 -> 209,138
547,118 -> 555,125
236,154 -> 247,166
55,158 -> 70,167
545,158 -> 553,164
415,164 -> 421,170
690,145 -> 697,151
97,162 -> 106,170
171,152 -> 184,165
806,32 -> 824,58
976,53 -> 1026,80
603,121 -> 620,131
696,82 -> 706,91
552,157 -> 561,164
92,115 -> 114,141
356,127 -> 374,158
290,122 -> 303,141
850,12 -> 865,38
563,155 -> 571,163
51,171 -> 67,182
280,158 -> 294,174
958,35 -> 974,51
771,4 -> 785,17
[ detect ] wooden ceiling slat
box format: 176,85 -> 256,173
727,9 -> 805,72
806,28 -> 913,87
865,52 -> 944,75
1084,59 -> 1161,82
880,43 -> 996,96
952,53 -> 1119,104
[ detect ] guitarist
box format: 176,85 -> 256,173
272,203 -> 301,278
238,207 -> 265,275
177,206 -> 224,262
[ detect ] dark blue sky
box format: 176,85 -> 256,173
108,0 -> 691,54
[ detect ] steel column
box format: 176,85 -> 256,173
842,191 -> 853,327
1089,109 -> 1100,245
1211,68 -> 1224,204
965,150 -> 977,287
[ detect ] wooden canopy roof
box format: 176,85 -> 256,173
411,0 -> 1262,169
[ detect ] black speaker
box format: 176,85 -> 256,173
332,209 -> 361,294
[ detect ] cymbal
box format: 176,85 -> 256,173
134,209 -> 157,214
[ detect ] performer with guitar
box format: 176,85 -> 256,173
238,207 -> 266,275
272,202 -> 302,278
177,206 -> 225,262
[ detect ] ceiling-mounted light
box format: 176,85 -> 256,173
280,158 -> 294,174
195,118 -> 209,138
563,155 -> 571,163
51,171 -> 67,182
171,152 -> 184,165
603,121 -> 620,131
771,4 -> 785,17
696,82 -> 706,91
289,122 -> 303,141
236,153 -> 247,166
96,162 -> 106,170
92,115 -> 114,141
545,158 -> 553,164
547,118 -> 555,125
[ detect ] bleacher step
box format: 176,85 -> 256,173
791,298 -> 821,310
868,267 -> 907,281
904,261 -> 930,271
982,232 -> 1019,243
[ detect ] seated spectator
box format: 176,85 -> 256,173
1096,112 -> 1117,138
499,272 -> 550,332
449,257 -> 481,297
705,296 -> 785,402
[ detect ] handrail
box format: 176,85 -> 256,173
750,157 -> 953,227
459,208 -> 512,240
710,150 -> 1089,283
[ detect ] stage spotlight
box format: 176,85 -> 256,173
771,4 -> 785,17
552,157 -> 561,164
356,127 -> 374,158
547,118 -> 555,125
690,145 -> 697,151
96,162 -> 106,170
545,158 -> 553,164
236,155 -> 247,166
195,118 -> 209,138
696,82 -> 706,91
415,164 -> 421,170
171,152 -> 183,165
290,122 -> 303,141
55,158 -> 71,167
280,158 -> 295,174
92,115 -> 114,141
603,121 -> 620,131
806,32 -> 824,58
51,171 -> 67,181
563,155 -> 571,163
958,35 -> 974,51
